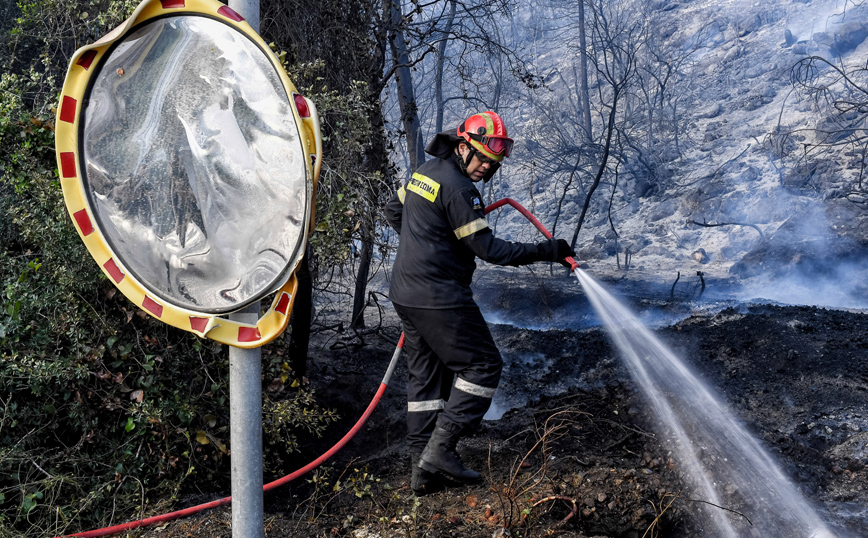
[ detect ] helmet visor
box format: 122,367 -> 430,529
468,132 -> 514,158
485,136 -> 514,157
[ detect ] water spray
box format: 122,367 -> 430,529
574,271 -> 838,538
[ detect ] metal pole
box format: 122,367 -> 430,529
229,302 -> 263,538
226,4 -> 262,536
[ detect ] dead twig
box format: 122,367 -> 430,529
687,219 -> 764,240
603,432 -> 636,452
642,490 -> 681,538
491,409 -> 584,531
594,418 -> 656,438
687,498 -> 753,525
520,495 -> 578,530
670,271 -> 680,301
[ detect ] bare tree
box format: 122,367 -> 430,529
569,0 -> 643,249
576,0 -> 592,143
625,12 -> 711,188
388,0 -> 427,172
769,55 -> 868,196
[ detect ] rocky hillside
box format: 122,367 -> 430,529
494,0 -> 868,309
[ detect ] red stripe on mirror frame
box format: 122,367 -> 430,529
103,258 -> 125,283
275,293 -> 290,315
60,152 -> 76,178
189,317 -> 209,332
293,93 -> 310,118
217,6 -> 244,21
238,326 -> 261,342
160,0 -> 185,7
73,209 -> 94,236
59,96 -> 77,123
143,296 -> 164,318
77,50 -> 97,70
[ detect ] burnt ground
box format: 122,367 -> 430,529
131,298 -> 868,538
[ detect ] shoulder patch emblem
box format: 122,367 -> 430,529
472,196 -> 483,210
407,173 -> 441,202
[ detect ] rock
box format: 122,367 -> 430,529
785,28 -> 797,46
743,92 -> 773,111
831,21 -> 868,56
723,45 -> 741,63
634,177 -> 654,198
578,245 -> 605,260
697,103 -> 722,119
352,529 -> 381,538
622,236 -> 651,254
737,14 -> 761,36
744,64 -> 768,79
740,166 -> 759,183
648,199 -> 679,222
692,248 -> 709,263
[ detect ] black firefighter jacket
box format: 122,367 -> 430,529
386,154 -> 541,309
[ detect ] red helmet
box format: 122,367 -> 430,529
457,111 -> 514,162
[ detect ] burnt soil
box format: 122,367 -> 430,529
133,302 -> 868,538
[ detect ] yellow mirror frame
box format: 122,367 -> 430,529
55,0 -> 322,348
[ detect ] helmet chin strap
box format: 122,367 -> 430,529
455,146 -> 476,176
456,146 -> 500,183
464,147 -> 477,170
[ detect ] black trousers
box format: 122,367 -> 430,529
394,303 -> 502,453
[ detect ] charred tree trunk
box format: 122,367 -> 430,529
389,0 -> 425,171
570,89 -> 620,250
435,0 -> 456,133
577,0 -> 592,143
670,271 -> 680,301
348,4 -> 391,332
351,225 -> 375,331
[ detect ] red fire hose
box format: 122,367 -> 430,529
58,198 -> 573,537
485,198 -> 579,271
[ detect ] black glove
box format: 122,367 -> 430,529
536,239 -> 576,268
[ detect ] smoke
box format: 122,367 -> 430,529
739,260 -> 868,310
729,196 -> 868,310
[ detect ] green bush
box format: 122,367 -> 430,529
0,2 -> 340,536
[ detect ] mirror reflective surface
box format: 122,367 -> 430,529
82,15 -> 307,313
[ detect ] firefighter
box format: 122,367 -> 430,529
385,111 -> 575,495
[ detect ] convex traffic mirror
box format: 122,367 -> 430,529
56,0 -> 322,347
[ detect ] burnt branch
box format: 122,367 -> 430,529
686,498 -> 753,526
687,219 -> 764,240
670,271 -> 680,301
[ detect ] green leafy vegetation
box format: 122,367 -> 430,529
0,1 -> 357,535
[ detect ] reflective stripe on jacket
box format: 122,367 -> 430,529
386,154 -> 539,309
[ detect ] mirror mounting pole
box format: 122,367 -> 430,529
227,5 -> 263,538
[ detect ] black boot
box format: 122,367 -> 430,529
410,452 -> 445,496
418,422 -> 481,483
